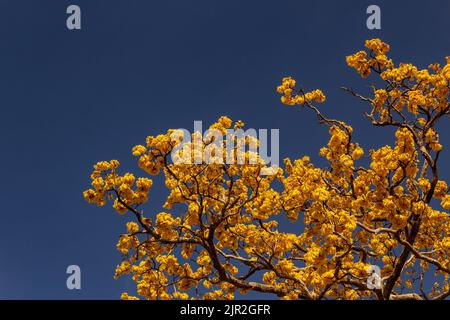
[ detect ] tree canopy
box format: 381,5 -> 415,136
84,39 -> 450,300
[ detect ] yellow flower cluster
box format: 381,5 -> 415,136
442,195 -> 450,210
425,128 -> 442,151
365,38 -> 390,55
346,38 -> 393,78
277,77 -> 326,105
120,292 -> 140,300
83,160 -> 153,214
348,39 -> 450,125
155,212 -> 181,239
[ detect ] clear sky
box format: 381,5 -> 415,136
0,0 -> 449,299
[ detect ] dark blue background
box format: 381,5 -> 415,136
0,0 -> 449,299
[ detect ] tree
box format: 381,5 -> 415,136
83,39 -> 450,300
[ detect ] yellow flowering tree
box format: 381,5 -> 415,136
84,39 -> 450,300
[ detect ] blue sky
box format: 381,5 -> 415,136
0,0 -> 449,299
